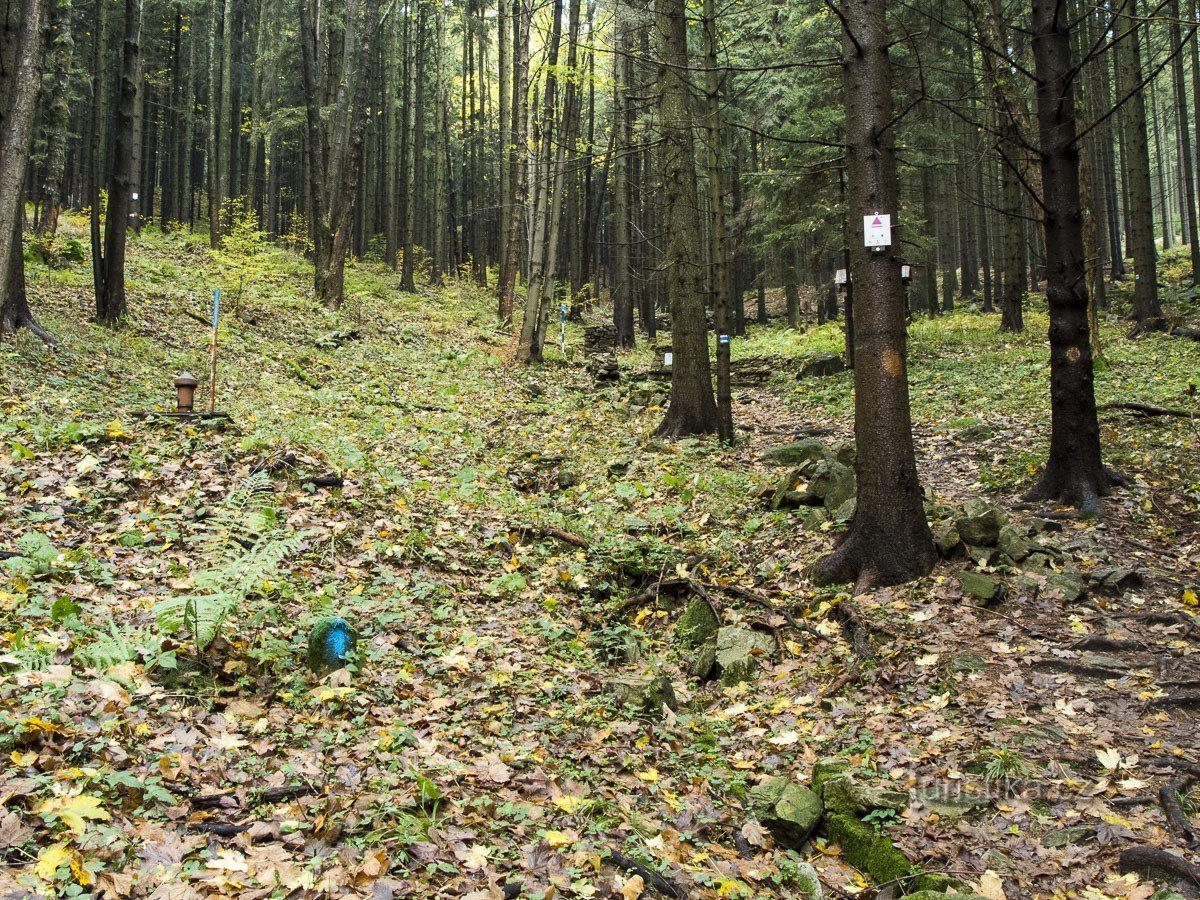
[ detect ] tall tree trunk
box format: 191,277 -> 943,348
1026,0 -> 1114,513
815,0 -> 934,589
497,0 -> 528,321
1169,0 -> 1200,284
703,0 -> 732,441
612,4 -> 634,349
34,3 -> 73,241
1116,0 -> 1165,332
0,0 -> 52,338
97,0 -> 143,326
653,0 -> 716,438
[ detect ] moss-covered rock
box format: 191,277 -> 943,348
763,439 -> 829,468
811,756 -> 852,795
955,500 -> 1006,547
748,778 -> 823,848
605,674 -> 677,719
690,641 -> 717,680
934,523 -> 963,558
808,460 -> 856,512
824,812 -> 912,888
714,626 -> 773,685
675,597 -> 720,648
957,571 -> 1005,605
902,891 -> 989,899
822,775 -> 908,816
997,525 -> 1033,562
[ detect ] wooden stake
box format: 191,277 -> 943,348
208,288 -> 220,413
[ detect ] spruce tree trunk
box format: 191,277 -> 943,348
1116,0 -> 1165,332
497,0 -> 528,321
1169,0 -> 1199,284
0,0 -> 53,339
703,0 -> 733,441
612,7 -> 634,349
814,0 -> 934,590
35,4 -> 73,241
653,0 -> 716,438
97,0 -> 143,326
1026,0 -> 1114,514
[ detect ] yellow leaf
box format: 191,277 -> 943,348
545,829 -> 575,848
553,795 -> 589,814
1095,747 -> 1122,771
1183,588 -> 1198,607
619,874 -> 645,899
38,794 -> 110,835
70,852 -> 94,886
35,843 -> 71,881
11,750 -> 37,766
635,768 -> 660,783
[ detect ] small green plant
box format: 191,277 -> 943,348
863,806 -> 902,832
154,472 -> 311,652
982,746 -> 1033,780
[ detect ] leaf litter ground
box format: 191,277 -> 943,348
1,222 -> 1198,899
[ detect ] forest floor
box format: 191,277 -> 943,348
2,217 -> 1199,900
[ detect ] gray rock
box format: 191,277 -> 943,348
1088,567 -> 1144,592
957,571 -> 1005,605
997,525 -> 1033,562
808,460 -> 856,513
1045,569 -> 1086,603
675,597 -> 720,649
606,674 -> 677,719
714,626 -> 773,685
795,507 -> 830,531
748,777 -> 823,848
832,497 -> 856,522
955,499 -> 1007,547
798,353 -> 846,378
910,786 -> 987,822
789,860 -> 823,899
1042,824 -> 1096,848
967,544 -> 999,567
556,471 -> 580,490
762,439 -> 829,467
830,441 -> 856,467
935,523 -> 963,557
811,756 -> 852,794
690,641 -> 717,680
607,458 -> 632,476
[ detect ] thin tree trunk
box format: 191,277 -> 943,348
34,4 -> 73,241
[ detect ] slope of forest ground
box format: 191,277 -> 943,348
1,219 -> 1199,900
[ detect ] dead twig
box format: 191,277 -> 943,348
719,583 -> 832,642
522,524 -> 590,549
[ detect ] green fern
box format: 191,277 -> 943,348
74,615 -> 144,670
155,472 -> 311,652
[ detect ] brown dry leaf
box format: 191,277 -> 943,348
619,874 -> 645,899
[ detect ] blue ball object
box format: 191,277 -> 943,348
307,616 -> 356,672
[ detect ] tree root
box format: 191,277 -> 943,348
0,311 -> 57,345
1151,693 -> 1200,709
1069,635 -> 1145,652
1160,776 -> 1198,846
719,583 -> 831,642
1101,401 -> 1195,418
1117,846 -> 1200,886
1031,658 -> 1129,679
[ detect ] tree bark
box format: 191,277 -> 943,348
97,0 -> 143,326
34,3 -> 73,241
654,0 -> 717,438
0,0 -> 52,339
814,0 -> 935,590
1116,0 -> 1164,333
1026,0 -> 1114,514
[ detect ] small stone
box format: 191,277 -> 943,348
957,571 -> 1005,605
1088,567 -> 1144,593
556,471 -> 579,490
762,439 -> 829,467
675,597 -> 720,649
1032,517 -> 1064,533
967,544 -> 998,567
748,778 -> 823,848
997,525 -> 1033,562
935,523 -> 963,557
832,497 -> 856,522
795,507 -> 830,531
607,458 -> 632,476
1024,552 -> 1053,571
714,626 -> 773,685
955,499 -> 1007,547
1045,570 -> 1086,603
605,674 -> 677,720
1042,824 -> 1096,848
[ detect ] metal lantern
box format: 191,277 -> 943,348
175,372 -> 199,413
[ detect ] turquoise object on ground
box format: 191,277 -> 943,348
307,616 -> 356,672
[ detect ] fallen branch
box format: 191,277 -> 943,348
1160,776 -> 1197,844
522,524 -> 590,549
719,583 -> 832,643
1100,401 -> 1195,418
1151,693 -> 1200,709
1117,846 -> 1200,886
821,665 -> 861,699
619,578 -> 692,612
189,822 -> 250,837
606,849 -> 687,898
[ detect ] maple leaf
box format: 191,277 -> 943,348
37,794 -> 110,835
35,843 -> 71,881
619,874 -> 645,899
